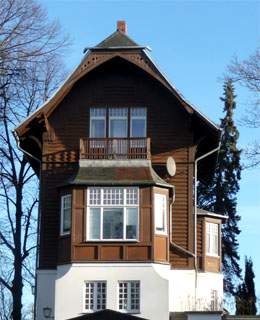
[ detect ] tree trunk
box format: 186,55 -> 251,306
12,188 -> 23,320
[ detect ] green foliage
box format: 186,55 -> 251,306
198,79 -> 242,295
236,256 -> 257,315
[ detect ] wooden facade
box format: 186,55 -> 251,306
15,32 -> 222,274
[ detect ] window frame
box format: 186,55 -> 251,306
130,108 -> 147,138
154,193 -> 168,235
206,222 -> 219,257
86,187 -> 139,242
60,194 -> 72,236
108,108 -> 128,138
118,280 -> 140,314
83,281 -> 107,313
89,107 -> 106,138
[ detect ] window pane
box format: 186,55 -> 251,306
126,188 -> 138,205
109,108 -> 128,117
90,119 -> 105,138
90,108 -> 106,117
103,208 -> 123,239
63,208 -> 71,232
89,208 -> 101,239
89,188 -> 101,205
131,118 -> 146,137
109,119 -> 127,137
131,108 -> 146,117
103,188 -> 123,205
154,194 -> 166,232
126,208 -> 138,239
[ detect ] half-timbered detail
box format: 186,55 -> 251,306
15,21 -> 225,320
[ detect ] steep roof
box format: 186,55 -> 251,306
95,30 -> 139,48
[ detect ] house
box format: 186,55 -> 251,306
15,21 -> 226,320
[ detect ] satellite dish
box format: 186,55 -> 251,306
166,157 -> 176,177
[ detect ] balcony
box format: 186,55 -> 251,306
80,137 -> 151,160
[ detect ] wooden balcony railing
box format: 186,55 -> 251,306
80,137 -> 151,160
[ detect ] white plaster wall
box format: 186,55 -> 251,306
54,263 -> 169,320
169,270 -> 223,312
36,269 -> 56,320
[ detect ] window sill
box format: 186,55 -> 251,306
206,254 -> 220,258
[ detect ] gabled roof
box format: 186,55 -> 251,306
14,21 -> 221,156
95,30 -> 139,48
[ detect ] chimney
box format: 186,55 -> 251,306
117,21 -> 127,34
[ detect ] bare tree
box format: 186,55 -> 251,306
0,1 -> 69,319
227,48 -> 260,168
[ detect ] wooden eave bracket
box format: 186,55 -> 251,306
170,241 -> 195,258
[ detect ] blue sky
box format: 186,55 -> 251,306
40,0 -> 260,308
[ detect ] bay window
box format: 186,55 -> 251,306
206,222 -> 219,256
87,187 -> 139,241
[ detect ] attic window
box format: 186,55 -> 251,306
89,107 -> 147,138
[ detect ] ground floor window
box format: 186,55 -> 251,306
118,281 -> 140,313
84,281 -> 106,312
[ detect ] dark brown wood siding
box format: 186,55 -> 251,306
38,57 -> 196,269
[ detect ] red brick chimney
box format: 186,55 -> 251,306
117,21 -> 127,34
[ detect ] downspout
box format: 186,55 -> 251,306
13,131 -> 41,320
194,142 -> 221,310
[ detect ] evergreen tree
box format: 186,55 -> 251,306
236,257 -> 257,315
197,79 -> 242,295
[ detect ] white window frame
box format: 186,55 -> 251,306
86,187 -> 139,241
206,222 -> 219,257
154,193 -> 167,235
118,281 -> 140,314
108,108 -> 128,138
83,281 -> 107,313
89,107 -> 106,138
60,194 -> 72,236
130,108 -> 147,138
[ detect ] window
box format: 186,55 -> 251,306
210,289 -> 219,311
89,107 -> 147,138
154,193 -> 167,234
130,108 -> 147,138
206,222 -> 219,256
87,187 -> 139,241
109,108 -> 128,138
60,194 -> 71,235
118,281 -> 140,313
84,281 -> 106,312
90,108 -> 106,138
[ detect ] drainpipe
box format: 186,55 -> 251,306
13,131 -> 41,320
194,142 -> 221,310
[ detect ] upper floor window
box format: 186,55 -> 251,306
87,187 -> 139,241
154,193 -> 167,235
90,108 -> 106,138
84,281 -> 106,312
89,107 -> 147,138
130,108 -> 146,138
60,194 -> 71,235
118,281 -> 140,313
206,222 -> 219,256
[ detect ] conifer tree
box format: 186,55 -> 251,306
236,257 -> 257,315
197,79 -> 242,295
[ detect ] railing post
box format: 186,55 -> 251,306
147,137 -> 151,160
